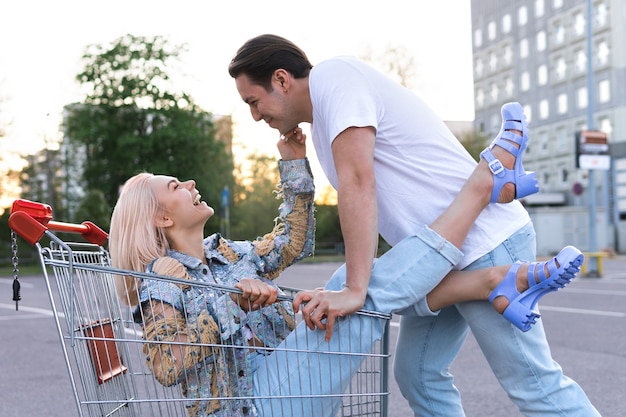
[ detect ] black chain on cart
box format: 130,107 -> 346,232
11,230 -> 20,310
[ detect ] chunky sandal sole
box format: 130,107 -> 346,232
480,102 -> 539,203
489,246 -> 584,332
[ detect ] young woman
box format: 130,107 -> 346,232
109,125 -> 583,417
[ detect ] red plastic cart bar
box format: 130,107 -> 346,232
9,199 -> 108,246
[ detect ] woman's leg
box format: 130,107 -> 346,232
430,101 -> 535,249
253,266 -> 387,417
429,129 -> 521,249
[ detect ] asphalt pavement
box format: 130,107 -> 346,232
1,256 -> 624,417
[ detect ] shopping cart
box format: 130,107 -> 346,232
9,199 -> 391,417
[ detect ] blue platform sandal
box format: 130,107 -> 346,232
480,102 -> 539,203
489,246 -> 585,332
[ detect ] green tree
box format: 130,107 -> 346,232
73,189 -> 112,233
459,129 -> 491,161
229,153 -> 281,240
314,204 -> 343,254
64,35 -> 233,231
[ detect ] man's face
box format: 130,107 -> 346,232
235,73 -> 297,136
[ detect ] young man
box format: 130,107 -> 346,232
229,34 -> 600,416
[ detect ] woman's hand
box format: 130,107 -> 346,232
277,126 -> 306,161
232,278 -> 279,311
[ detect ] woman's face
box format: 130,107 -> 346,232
148,175 -> 214,229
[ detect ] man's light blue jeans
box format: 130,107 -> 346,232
394,222 -> 600,417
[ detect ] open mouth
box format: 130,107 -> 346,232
193,194 -> 201,205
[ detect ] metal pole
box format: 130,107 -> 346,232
586,0 -> 599,276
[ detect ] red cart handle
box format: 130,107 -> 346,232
9,199 -> 108,246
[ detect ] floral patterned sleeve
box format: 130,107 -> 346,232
137,258 -> 222,388
251,158 -> 315,279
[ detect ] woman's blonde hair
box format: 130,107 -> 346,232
109,173 -> 170,306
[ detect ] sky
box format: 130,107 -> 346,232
0,0 -> 475,200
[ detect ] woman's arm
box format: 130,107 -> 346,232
141,300 -> 220,386
140,257 -> 223,386
247,127 -> 315,278
252,158 -> 315,278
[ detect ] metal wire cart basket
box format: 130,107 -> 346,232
9,199 -> 391,417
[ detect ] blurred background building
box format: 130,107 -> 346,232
470,0 -> 626,255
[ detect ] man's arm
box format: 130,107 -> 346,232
294,126 -> 378,341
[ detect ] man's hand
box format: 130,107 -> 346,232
233,278 -> 279,311
293,287 -> 366,341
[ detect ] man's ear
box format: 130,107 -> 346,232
274,69 -> 290,91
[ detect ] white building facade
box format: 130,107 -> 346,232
471,0 -> 626,253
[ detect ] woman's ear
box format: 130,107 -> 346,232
154,215 -> 174,228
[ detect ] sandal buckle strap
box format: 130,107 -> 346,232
486,157 -> 504,176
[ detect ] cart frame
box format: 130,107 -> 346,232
9,199 -> 390,417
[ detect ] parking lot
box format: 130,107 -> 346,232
1,256 -> 624,417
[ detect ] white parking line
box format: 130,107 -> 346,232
0,314 -> 51,321
0,302 -> 54,316
541,305 -> 625,318
566,288 -> 626,296
0,279 -> 35,288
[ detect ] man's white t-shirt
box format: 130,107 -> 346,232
309,56 -> 531,268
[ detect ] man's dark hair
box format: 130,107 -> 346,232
228,34 -> 313,91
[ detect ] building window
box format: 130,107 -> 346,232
538,65 -> 548,85
523,104 -> 533,123
560,167 -> 569,184
535,0 -> 545,17
574,12 -> 586,36
539,99 -> 550,119
490,83 -> 499,102
489,51 -> 498,71
557,93 -> 568,114
474,29 -> 483,47
599,116 -> 612,137
597,41 -> 610,66
577,86 -> 588,109
503,44 -> 513,65
505,77 -> 514,97
488,21 -> 497,40
520,71 -> 530,91
598,79 -> 611,103
518,6 -> 528,26
520,38 -> 529,58
476,88 -> 485,108
554,23 -> 565,44
536,31 -> 546,52
595,2 -> 608,27
575,49 -> 586,73
475,58 -> 483,77
555,56 -> 567,80
502,14 -> 512,33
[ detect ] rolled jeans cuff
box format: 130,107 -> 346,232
416,225 -> 464,266
362,225 -> 464,315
